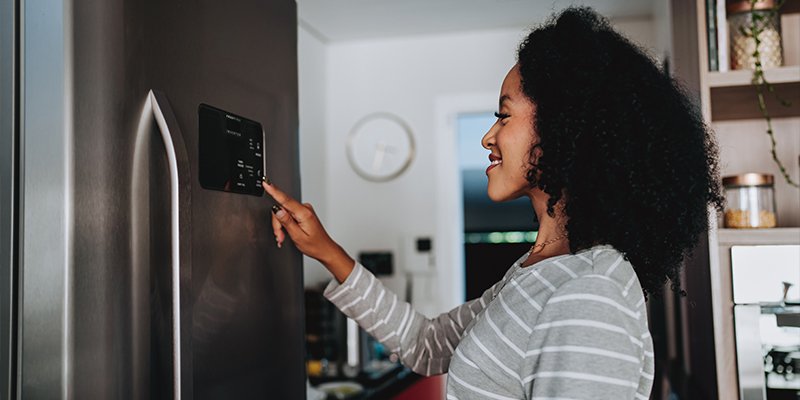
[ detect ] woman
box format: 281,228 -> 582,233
263,7 -> 723,399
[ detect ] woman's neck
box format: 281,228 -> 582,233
526,191 -> 570,263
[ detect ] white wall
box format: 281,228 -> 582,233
298,26 -> 332,286
615,17 -> 659,59
651,0 -> 673,62
323,28 -> 526,314
299,19 -> 660,312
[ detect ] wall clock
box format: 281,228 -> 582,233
346,113 -> 415,182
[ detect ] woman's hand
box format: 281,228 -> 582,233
262,179 -> 355,283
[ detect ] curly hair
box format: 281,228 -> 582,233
517,7 -> 724,296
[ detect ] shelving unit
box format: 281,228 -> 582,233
697,8 -> 800,229
691,1 -> 800,399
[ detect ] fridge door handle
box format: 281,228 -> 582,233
133,90 -> 192,400
149,90 -> 183,400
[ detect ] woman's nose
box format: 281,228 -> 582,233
481,124 -> 497,150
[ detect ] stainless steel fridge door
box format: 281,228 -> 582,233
0,0 -> 17,398
140,1 -> 306,397
19,0 -> 305,398
19,0 -> 72,397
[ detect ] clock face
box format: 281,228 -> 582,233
346,113 -> 415,182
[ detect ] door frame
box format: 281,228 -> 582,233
433,92 -> 495,308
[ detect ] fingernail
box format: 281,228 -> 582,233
263,176 -> 271,186
272,204 -> 287,218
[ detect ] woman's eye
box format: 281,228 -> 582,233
494,112 -> 510,120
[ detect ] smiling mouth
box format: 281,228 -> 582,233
486,155 -> 502,174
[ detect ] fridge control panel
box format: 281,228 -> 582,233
198,104 -> 264,196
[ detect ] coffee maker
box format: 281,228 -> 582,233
731,245 -> 800,400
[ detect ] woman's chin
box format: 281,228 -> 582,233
486,189 -> 511,203
487,185 -> 529,203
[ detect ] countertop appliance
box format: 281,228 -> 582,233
0,0 -> 304,398
731,244 -> 800,400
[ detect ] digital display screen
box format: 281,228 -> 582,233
198,104 -> 264,196
358,252 -> 393,276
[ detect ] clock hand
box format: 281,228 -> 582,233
372,142 -> 387,172
371,143 -> 399,172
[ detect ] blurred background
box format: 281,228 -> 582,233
296,0 -> 799,399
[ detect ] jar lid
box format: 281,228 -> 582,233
727,0 -> 776,14
722,173 -> 774,187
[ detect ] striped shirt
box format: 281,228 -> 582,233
324,244 -> 654,399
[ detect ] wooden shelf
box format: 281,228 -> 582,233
709,79 -> 800,121
717,227 -> 800,245
707,65 -> 800,87
784,0 -> 800,15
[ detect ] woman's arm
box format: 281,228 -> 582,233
262,180 -> 356,282
261,180 -> 497,375
325,262 -> 499,376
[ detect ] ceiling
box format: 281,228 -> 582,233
297,0 -> 656,42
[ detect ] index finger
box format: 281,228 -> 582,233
262,179 -> 306,215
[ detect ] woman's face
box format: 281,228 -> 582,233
481,65 -> 541,202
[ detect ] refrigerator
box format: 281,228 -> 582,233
0,0 -> 306,398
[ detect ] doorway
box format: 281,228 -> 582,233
456,112 -> 536,299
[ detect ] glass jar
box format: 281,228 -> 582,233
723,173 -> 777,228
727,0 -> 783,70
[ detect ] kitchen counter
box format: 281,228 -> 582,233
310,366 -> 425,400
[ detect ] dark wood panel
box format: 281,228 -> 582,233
711,82 -> 800,121
783,1 -> 800,15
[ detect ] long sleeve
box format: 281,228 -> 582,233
522,275 -> 650,399
324,263 -> 501,376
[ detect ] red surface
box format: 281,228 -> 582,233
392,374 -> 446,400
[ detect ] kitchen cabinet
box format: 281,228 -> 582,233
713,229 -> 800,399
